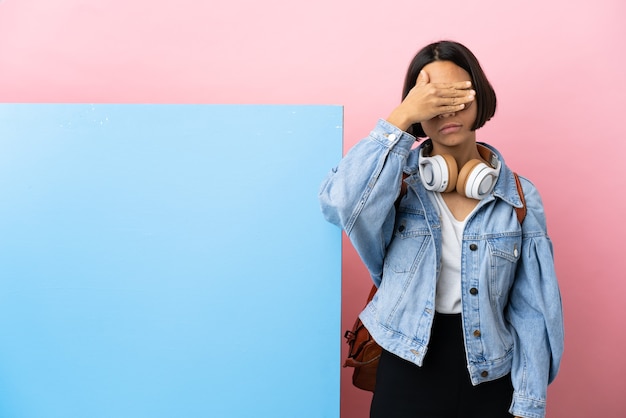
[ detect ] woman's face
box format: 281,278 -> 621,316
420,60 -> 477,148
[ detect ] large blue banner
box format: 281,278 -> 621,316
0,104 -> 342,418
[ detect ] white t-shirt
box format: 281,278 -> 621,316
431,193 -> 477,314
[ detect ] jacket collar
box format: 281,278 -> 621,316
479,142 -> 525,210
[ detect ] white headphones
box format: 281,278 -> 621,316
418,143 -> 501,200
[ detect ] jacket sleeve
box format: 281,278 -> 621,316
318,119 -> 415,286
506,177 -> 565,418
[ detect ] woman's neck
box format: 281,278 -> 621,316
430,140 -> 483,168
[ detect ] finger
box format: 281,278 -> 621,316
437,103 -> 467,115
415,70 -> 429,87
438,87 -> 476,100
437,91 -> 475,107
454,80 -> 472,89
433,81 -> 473,95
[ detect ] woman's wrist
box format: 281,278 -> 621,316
385,110 -> 413,132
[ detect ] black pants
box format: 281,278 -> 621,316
370,313 -> 513,418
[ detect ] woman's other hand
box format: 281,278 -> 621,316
386,70 -> 475,132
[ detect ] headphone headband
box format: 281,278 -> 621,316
423,141 -> 499,169
476,143 -> 500,170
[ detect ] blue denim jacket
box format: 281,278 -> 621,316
319,119 -> 564,418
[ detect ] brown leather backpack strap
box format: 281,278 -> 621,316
513,172 -> 526,225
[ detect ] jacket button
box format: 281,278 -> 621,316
481,371 -> 489,378
473,330 -> 481,337
469,287 -> 478,295
469,243 -> 478,251
398,225 -> 405,232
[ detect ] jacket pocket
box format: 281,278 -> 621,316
384,209 -> 431,274
487,234 -> 522,297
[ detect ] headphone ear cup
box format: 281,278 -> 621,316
419,152 -> 458,192
440,154 -> 458,193
456,159 -> 499,199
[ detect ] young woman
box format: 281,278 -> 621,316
319,41 -> 564,418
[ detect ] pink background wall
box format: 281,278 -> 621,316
1,0 -> 624,417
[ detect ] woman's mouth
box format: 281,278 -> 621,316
439,123 -> 462,135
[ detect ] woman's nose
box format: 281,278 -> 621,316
438,111 -> 455,118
